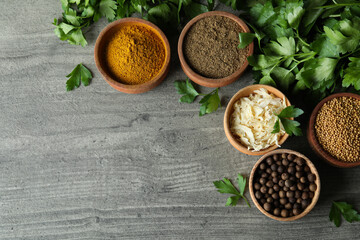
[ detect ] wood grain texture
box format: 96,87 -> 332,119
0,1 -> 359,239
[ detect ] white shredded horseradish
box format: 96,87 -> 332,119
230,88 -> 286,151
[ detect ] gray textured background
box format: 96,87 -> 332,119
0,0 -> 359,239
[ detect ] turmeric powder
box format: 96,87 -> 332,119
104,24 -> 166,85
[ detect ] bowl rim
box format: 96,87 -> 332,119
94,17 -> 171,94
177,11 -> 254,88
307,92 -> 360,168
224,84 -> 291,155
249,149 -> 321,221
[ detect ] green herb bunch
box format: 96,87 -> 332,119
53,0 -> 245,46
239,0 -> 360,99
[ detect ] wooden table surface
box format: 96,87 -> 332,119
0,1 -> 359,239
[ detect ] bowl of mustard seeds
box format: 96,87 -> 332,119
308,93 -> 360,167
94,18 -> 170,94
178,11 -> 254,88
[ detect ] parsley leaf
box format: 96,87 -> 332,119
278,105 -> 304,118
66,63 -> 92,91
213,174 -> 251,207
175,79 -> 220,116
271,119 -> 281,134
238,32 -> 255,49
99,0 -> 117,21
265,37 -> 296,56
272,106 -> 304,136
199,88 -> 220,116
285,0 -> 305,29
343,57 -> 360,90
311,35 -> 340,58
329,201 -> 360,227
174,78 -> 199,103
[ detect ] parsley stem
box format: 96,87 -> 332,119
340,48 -> 360,59
241,195 -> 251,208
296,30 -> 310,47
314,3 -> 360,9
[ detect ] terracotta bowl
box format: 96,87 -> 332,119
249,149 -> 321,221
307,92 -> 360,168
224,85 -> 291,155
94,18 -> 170,94
178,11 -> 254,88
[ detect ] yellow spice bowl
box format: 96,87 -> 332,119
94,18 -> 171,94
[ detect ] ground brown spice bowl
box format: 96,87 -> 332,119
249,149 -> 321,221
224,85 -> 291,155
178,11 -> 254,88
307,93 -> 360,168
94,18 -> 170,94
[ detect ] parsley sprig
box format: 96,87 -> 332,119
213,174 -> 251,207
66,63 -> 92,91
272,105 -> 304,136
174,78 -> 220,116
329,201 -> 360,227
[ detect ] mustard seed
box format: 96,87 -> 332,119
315,96 -> 360,162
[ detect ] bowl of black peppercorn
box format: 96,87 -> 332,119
249,149 -> 320,221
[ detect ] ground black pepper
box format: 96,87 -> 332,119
183,15 -> 248,79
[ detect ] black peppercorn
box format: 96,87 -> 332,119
278,180 -> 285,187
282,159 -> 289,166
259,178 -> 266,185
287,166 -> 295,175
273,208 -> 281,216
287,154 -> 295,161
271,164 -> 277,171
309,183 -> 317,192
260,186 -> 268,194
264,202 -> 272,211
279,190 -> 286,198
255,191 -> 262,199
285,180 -> 294,187
286,191 -> 294,198
285,203 -> 292,210
279,198 -> 287,205
281,173 -> 289,180
301,192 -> 309,200
266,157 -> 273,165
272,192 -> 279,200
260,163 -> 266,170
266,181 -> 274,188
301,199 -> 310,209
281,209 -> 289,217
308,174 -> 316,182
293,208 -> 301,215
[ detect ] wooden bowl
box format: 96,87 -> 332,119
307,93 -> 360,168
249,149 -> 321,221
224,85 -> 291,155
178,11 -> 254,88
94,18 -> 170,94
